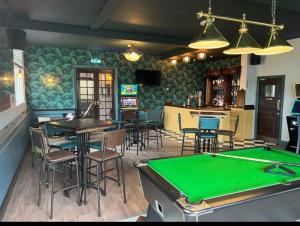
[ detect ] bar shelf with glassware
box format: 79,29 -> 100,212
205,66 -> 241,107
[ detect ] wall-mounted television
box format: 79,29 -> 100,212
295,83 -> 300,98
120,84 -> 138,96
292,100 -> 300,115
135,70 -> 161,86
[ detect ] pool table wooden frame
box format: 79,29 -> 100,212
136,149 -> 300,221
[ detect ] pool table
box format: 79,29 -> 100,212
136,147 -> 300,221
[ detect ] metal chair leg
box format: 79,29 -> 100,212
116,158 -> 121,186
120,157 -> 126,203
181,132 -> 185,155
37,159 -> 43,206
50,165 -> 55,219
83,157 -> 87,205
96,164 -> 101,217
75,159 -> 80,206
160,127 -> 163,148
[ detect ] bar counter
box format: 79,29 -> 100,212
163,104 -> 255,142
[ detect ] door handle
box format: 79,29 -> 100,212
277,99 -> 280,111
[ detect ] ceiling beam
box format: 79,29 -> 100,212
0,18 -> 188,46
91,0 -> 121,30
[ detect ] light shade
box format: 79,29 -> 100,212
188,20 -> 230,49
224,25 -> 262,55
123,44 -> 143,62
255,28 -> 294,56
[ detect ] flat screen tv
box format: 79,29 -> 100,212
120,84 -> 138,96
135,70 -> 161,86
292,100 -> 300,115
295,83 -> 300,98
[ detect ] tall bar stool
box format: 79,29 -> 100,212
83,129 -> 127,217
145,110 -> 164,150
30,127 -> 80,219
43,122 -> 78,153
217,115 -> 239,150
198,116 -> 220,153
178,113 -> 200,155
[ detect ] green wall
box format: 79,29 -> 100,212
25,46 -> 241,111
25,46 -> 204,110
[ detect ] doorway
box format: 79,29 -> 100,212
256,76 -> 285,144
76,68 -> 114,120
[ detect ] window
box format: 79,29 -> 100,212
13,49 -> 25,105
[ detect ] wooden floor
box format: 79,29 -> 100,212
2,136 -> 187,222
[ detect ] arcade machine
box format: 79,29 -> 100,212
120,84 -> 139,120
286,83 -> 300,154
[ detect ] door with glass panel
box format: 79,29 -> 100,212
76,68 -> 114,120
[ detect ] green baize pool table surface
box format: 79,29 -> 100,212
148,147 -> 300,203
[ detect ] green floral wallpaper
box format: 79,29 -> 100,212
25,46 -> 241,110
203,57 -> 241,71
0,49 -> 14,97
25,46 -> 204,110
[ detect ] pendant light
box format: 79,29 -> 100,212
123,43 -> 143,62
224,14 -> 262,55
255,0 -> 293,56
188,0 -> 229,49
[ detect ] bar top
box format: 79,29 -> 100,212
164,104 -> 231,111
164,104 -> 255,111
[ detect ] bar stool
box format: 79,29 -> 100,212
43,121 -> 78,153
178,113 -> 200,155
29,127 -> 80,219
145,110 -> 164,150
83,129 -> 127,217
198,116 -> 220,153
217,115 -> 239,150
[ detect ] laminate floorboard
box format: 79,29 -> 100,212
2,136 -> 187,222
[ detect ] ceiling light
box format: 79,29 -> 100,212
171,59 -> 177,65
197,52 -> 206,59
224,15 -> 262,55
255,28 -> 294,55
188,1 -> 229,50
191,0 -> 291,56
255,0 -> 294,56
183,56 -> 191,63
123,44 -> 143,62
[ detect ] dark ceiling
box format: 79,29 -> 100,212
0,0 -> 299,59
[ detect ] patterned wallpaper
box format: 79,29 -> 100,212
25,46 -> 241,110
0,49 -> 14,97
25,46 -> 204,110
203,57 -> 241,71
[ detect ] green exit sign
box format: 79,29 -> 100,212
91,58 -> 102,64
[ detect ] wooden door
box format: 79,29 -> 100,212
257,77 -> 284,143
76,68 -> 114,120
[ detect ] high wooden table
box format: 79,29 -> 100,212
49,119 -> 113,202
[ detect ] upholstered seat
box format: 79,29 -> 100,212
49,140 -> 78,150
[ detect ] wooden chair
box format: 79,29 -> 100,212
217,115 -> 239,150
29,127 -> 80,219
83,129 -> 127,217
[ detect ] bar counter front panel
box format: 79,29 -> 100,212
163,105 -> 254,142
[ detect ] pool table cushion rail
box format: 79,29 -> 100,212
138,161 -> 300,214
